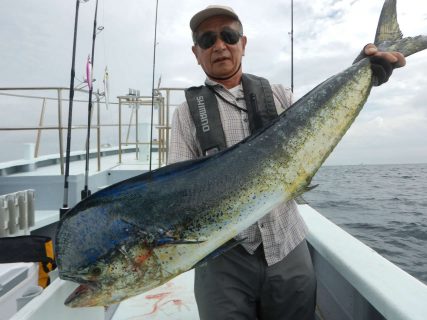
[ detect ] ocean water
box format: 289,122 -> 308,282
303,163 -> 427,285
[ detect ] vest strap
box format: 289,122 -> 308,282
185,86 -> 227,156
185,74 -> 278,156
241,74 -> 277,133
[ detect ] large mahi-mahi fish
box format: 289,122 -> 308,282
56,0 -> 427,307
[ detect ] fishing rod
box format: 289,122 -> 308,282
61,0 -> 90,218
81,0 -> 101,200
149,0 -> 160,171
291,0 -> 294,93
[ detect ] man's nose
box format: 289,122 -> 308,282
212,36 -> 227,50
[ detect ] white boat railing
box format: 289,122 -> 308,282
0,87 -> 187,173
299,204 -> 427,320
0,87 -> 100,174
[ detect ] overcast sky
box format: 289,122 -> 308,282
0,0 -> 426,165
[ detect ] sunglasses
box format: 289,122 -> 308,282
195,28 -> 243,49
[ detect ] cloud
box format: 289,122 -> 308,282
0,0 -> 426,164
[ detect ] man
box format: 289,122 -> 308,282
169,5 -> 405,320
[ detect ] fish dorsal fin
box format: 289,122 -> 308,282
374,0 -> 403,45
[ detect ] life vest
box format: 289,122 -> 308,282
185,73 -> 278,156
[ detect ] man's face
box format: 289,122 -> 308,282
192,15 -> 247,80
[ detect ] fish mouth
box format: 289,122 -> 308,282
60,272 -> 102,307
64,279 -> 104,307
64,283 -> 95,307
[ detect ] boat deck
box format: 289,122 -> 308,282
2,153 -> 427,320
11,270 -> 198,320
7,205 -> 427,320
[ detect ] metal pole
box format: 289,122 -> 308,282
82,0 -> 99,200
34,98 -> 46,158
125,108 -> 134,145
165,89 -> 170,164
119,98 -> 122,163
149,0 -> 159,171
135,101 -> 139,160
61,0 -> 81,218
159,96 -> 164,167
96,90 -> 101,171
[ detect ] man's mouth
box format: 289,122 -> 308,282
213,57 -> 230,63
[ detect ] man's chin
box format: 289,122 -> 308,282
206,68 -> 241,81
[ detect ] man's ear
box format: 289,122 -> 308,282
192,46 -> 201,65
241,36 -> 247,56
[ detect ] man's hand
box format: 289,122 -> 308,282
364,43 -> 406,67
354,43 -> 406,86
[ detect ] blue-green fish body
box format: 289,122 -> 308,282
56,0 -> 427,307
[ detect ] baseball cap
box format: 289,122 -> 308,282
190,5 -> 241,32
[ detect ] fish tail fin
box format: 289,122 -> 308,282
374,0 -> 402,45
374,0 -> 427,57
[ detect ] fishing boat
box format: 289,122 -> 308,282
2,0 -> 427,317
0,86 -> 426,320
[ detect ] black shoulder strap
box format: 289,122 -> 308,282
241,73 -> 278,133
185,75 -> 278,156
185,86 -> 227,156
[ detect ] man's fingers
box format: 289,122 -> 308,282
392,52 -> 406,68
364,44 -> 378,55
378,52 -> 398,63
377,52 -> 406,67
364,44 -> 406,67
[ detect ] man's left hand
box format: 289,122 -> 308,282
355,43 -> 406,86
363,43 -> 406,67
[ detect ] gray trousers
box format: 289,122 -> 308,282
194,240 -> 316,320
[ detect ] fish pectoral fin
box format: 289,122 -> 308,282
191,238 -> 247,269
173,239 -> 205,244
154,237 -> 205,247
294,183 -> 319,197
304,184 -> 319,192
292,184 -> 318,204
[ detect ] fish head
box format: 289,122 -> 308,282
60,243 -> 165,307
56,204 -> 166,307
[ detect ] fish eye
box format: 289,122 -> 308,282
89,266 -> 102,276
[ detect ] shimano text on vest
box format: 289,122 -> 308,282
196,96 -> 210,132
